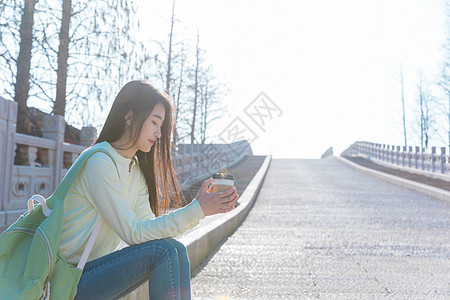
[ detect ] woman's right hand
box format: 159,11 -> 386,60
195,178 -> 239,216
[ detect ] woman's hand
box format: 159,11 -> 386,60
195,178 -> 239,216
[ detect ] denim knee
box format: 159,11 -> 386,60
167,239 -> 188,258
143,239 -> 180,265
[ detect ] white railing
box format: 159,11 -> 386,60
0,97 -> 252,229
175,140 -> 252,188
342,141 -> 450,176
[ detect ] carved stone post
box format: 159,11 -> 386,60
402,146 -> 406,167
431,147 -> 436,173
390,145 -> 394,163
387,145 -> 391,162
440,147 -> 446,174
390,145 -> 394,162
415,146 -> 419,169
80,126 -> 97,147
0,97 -> 18,212
385,145 -> 389,162
408,146 -> 412,168
43,115 -> 65,190
390,145 -> 394,164
377,144 -> 381,160
421,148 -> 425,171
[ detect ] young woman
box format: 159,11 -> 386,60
59,80 -> 238,300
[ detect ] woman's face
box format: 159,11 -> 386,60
135,102 -> 166,153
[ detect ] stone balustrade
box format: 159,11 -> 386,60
0,98 -> 94,223
343,141 -> 450,176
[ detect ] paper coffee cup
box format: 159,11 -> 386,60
211,173 -> 235,193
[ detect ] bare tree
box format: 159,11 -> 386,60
162,0 -> 183,146
151,40 -> 190,145
438,54 -> 450,150
148,6 -> 190,146
13,0 -> 42,135
146,19 -> 195,146
418,76 -> 426,150
0,1 -> 21,90
53,0 -> 71,117
172,42 -> 187,146
189,31 -> 200,144
437,3 -> 450,150
166,37 -> 228,145
198,67 -> 227,144
199,71 -> 209,144
416,73 -> 437,151
165,0 -> 176,94
399,63 -> 408,148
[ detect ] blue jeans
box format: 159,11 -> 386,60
74,238 -> 191,300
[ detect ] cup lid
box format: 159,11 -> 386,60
212,173 -> 235,180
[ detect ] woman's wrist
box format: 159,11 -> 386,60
189,198 -> 206,219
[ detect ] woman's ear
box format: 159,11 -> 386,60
125,110 -> 133,126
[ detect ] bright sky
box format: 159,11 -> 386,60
138,0 -> 448,158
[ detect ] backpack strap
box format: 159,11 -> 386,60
77,217 -> 104,270
49,148 -> 118,205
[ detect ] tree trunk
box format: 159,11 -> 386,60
53,0 -> 72,117
448,91 -> 450,151
420,91 -> 424,151
166,0 -> 175,94
190,33 -> 200,144
200,84 -> 209,144
446,80 -> 450,151
199,84 -> 205,144
400,64 -> 407,148
14,0 -> 38,134
173,47 -> 185,146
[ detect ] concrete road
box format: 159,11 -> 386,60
191,158 -> 450,299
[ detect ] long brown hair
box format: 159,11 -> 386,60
96,80 -> 183,216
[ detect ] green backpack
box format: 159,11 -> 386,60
0,147 -> 116,300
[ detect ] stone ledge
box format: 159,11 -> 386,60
120,154 -> 272,299
337,156 -> 450,203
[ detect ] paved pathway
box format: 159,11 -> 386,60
191,158 -> 450,299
